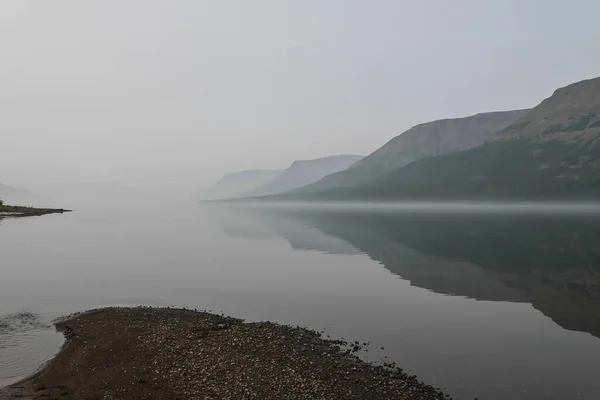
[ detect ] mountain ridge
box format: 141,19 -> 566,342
282,77 -> 600,201
493,77 -> 600,144
241,154 -> 363,197
200,169 -> 282,200
293,109 -> 530,193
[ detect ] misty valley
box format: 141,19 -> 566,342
2,4 -> 600,397
2,75 -> 600,400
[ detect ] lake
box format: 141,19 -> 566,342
1,201 -> 600,400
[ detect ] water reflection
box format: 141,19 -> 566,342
3,203 -> 600,399
214,211 -> 360,255
216,206 -> 600,339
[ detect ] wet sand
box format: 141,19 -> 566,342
0,307 -> 449,400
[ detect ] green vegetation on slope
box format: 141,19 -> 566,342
493,77 -> 600,144
286,77 -> 600,201
298,139 -> 600,200
294,109 -> 529,193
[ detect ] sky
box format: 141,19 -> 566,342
1,0 -> 599,189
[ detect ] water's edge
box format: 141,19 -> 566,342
0,307 -> 449,399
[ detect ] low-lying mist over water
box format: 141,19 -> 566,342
2,2 -> 600,399
221,200 -> 600,216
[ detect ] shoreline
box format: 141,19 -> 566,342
0,206 -> 71,219
0,307 -> 449,399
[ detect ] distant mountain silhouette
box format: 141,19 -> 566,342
200,170 -> 282,200
0,183 -> 50,207
242,155 -> 363,197
293,110 -> 528,193
285,77 -> 600,200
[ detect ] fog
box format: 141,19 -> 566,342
1,1 -> 599,191
221,201 -> 600,216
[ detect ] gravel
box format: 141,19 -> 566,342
0,307 -> 450,400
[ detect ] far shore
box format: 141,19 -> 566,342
0,205 -> 71,219
0,307 -> 448,400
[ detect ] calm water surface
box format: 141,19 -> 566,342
1,201 -> 600,400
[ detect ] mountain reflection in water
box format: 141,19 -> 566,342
215,206 -> 600,340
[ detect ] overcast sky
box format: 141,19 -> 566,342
1,0 -> 599,188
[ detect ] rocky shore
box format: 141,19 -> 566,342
0,307 -> 449,400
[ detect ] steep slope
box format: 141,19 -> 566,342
242,155 -> 363,197
493,77 -> 600,143
294,109 -> 529,193
200,170 -> 282,200
296,77 -> 600,200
